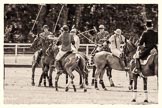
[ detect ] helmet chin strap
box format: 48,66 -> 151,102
146,27 -> 153,30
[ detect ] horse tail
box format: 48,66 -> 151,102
75,54 -> 88,75
75,54 -> 80,64
153,54 -> 158,76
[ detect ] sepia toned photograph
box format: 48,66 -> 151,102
3,3 -> 158,104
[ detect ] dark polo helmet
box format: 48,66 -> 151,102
62,25 -> 69,31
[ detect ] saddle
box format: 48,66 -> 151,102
90,45 -> 111,65
140,55 -> 152,65
60,51 -> 73,65
140,48 -> 157,65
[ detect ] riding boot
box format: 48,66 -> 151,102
134,59 -> 142,74
124,56 -> 129,71
119,53 -> 129,71
55,60 -> 63,73
94,79 -> 98,89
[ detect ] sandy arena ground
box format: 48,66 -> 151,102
4,67 -> 158,104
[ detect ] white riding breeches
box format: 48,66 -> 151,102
55,50 -> 68,61
110,48 -> 122,58
55,45 -> 77,61
71,45 -> 78,53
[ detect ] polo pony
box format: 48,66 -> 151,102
31,34 -> 54,87
47,43 -> 89,92
128,46 -> 158,103
93,40 -> 136,90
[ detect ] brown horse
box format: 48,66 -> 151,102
128,49 -> 158,103
91,45 -> 115,87
48,43 -> 89,92
93,40 -> 137,90
31,35 -> 54,87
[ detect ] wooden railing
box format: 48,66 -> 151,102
4,43 -> 96,57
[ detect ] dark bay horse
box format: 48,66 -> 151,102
48,44 -> 89,92
129,49 -> 158,103
31,35 -> 54,87
93,40 -> 137,90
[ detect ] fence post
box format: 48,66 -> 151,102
15,44 -> 18,63
86,44 -> 88,57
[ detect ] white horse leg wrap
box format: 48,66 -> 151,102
144,90 -> 148,101
133,90 -> 137,100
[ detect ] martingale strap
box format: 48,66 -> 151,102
114,36 -> 117,48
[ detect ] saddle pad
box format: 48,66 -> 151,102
140,55 -> 152,65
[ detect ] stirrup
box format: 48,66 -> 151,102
124,67 -> 130,71
132,68 -> 139,74
139,72 -> 145,78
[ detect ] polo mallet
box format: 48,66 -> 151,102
29,5 -> 44,34
77,30 -> 95,44
53,4 -> 64,33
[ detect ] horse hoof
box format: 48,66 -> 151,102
44,83 -> 46,87
95,88 -> 99,90
49,85 -> 54,88
56,88 -> 58,91
74,89 -> 77,92
49,82 -> 53,87
104,88 -> 108,91
80,85 -> 84,88
84,89 -> 87,92
86,82 -> 89,86
31,82 -> 35,86
38,84 -> 41,87
65,87 -> 69,92
128,86 -> 133,90
91,80 -> 94,86
110,84 -> 115,87
91,83 -> 94,86
144,100 -> 148,103
131,99 -> 136,102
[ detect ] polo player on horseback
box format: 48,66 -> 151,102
133,20 -> 158,75
70,28 -> 89,75
31,25 -> 53,64
90,24 -> 110,85
91,25 -> 110,65
30,24 -> 54,86
108,29 -> 129,71
95,25 -> 110,52
55,25 -> 75,73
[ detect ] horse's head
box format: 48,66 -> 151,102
119,42 -> 126,53
120,40 -> 137,57
46,42 -> 59,58
31,35 -> 42,50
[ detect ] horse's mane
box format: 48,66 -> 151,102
125,40 -> 137,56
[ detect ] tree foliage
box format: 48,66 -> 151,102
4,4 -> 158,43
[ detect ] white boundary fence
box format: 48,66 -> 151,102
4,43 -> 96,57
